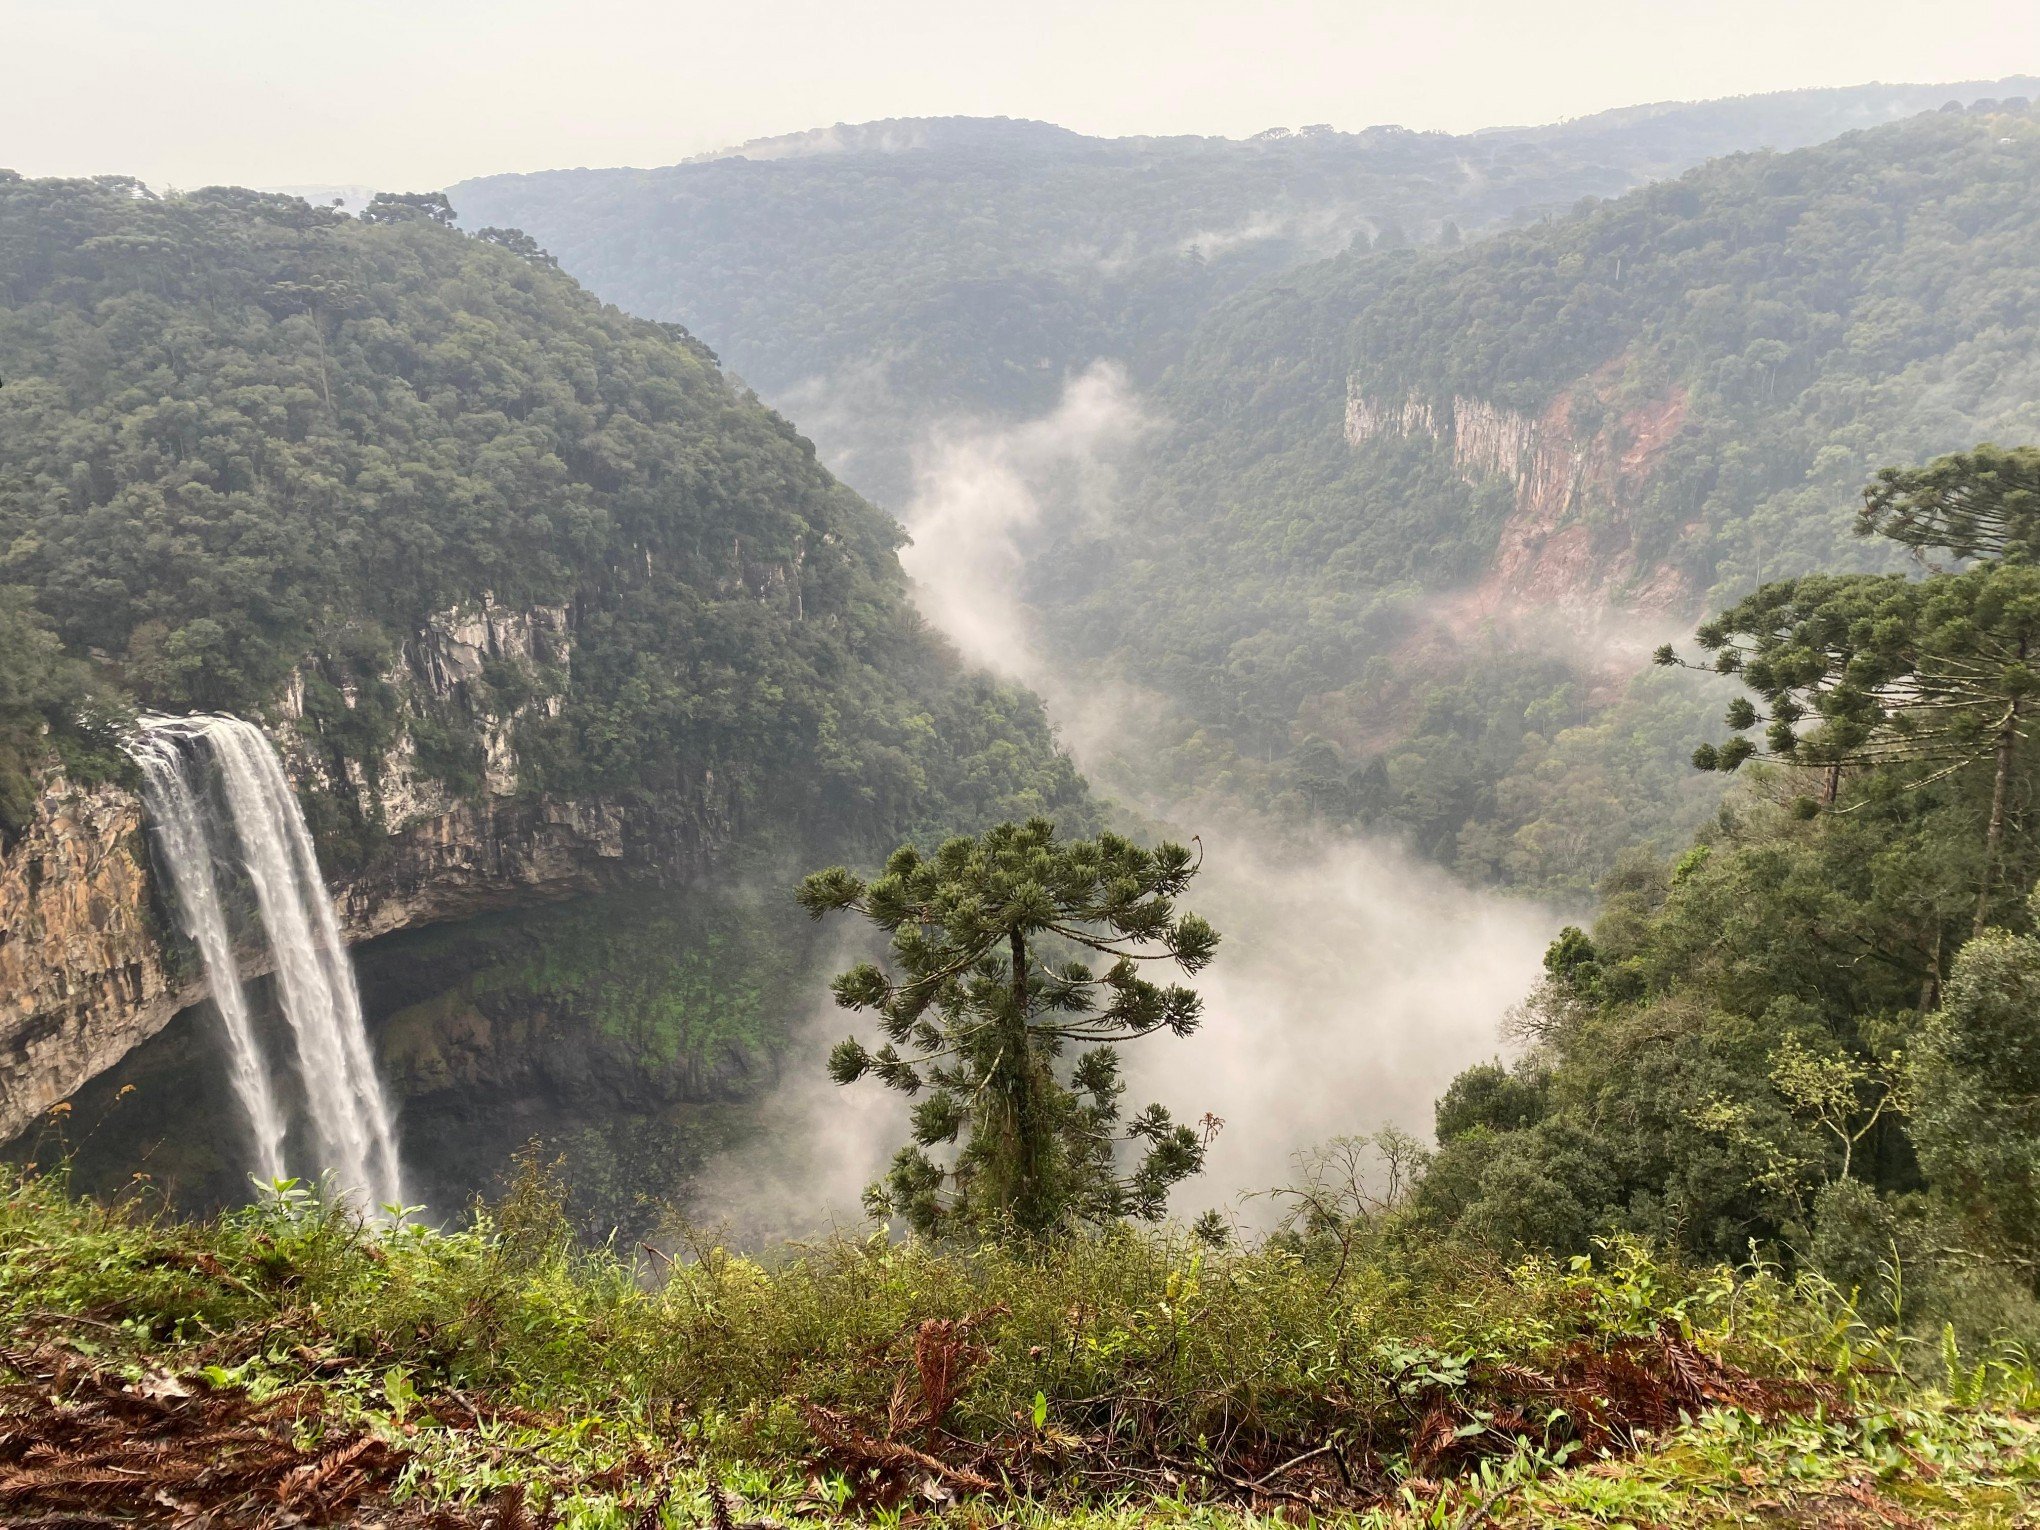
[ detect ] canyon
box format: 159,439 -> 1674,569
0,598 -> 723,1147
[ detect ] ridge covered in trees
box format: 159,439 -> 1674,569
1035,104 -> 2040,893
451,81 -> 2038,504
0,173 -> 1088,853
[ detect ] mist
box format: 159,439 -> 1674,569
682,929 -> 911,1246
899,363 -> 1152,689
892,367 -> 1559,1216
670,365 -> 1559,1232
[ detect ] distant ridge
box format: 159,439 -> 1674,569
452,76 -> 2040,509
681,116 -> 1085,164
656,77 -> 2040,173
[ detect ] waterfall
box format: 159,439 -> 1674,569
131,731 -> 291,1186
131,715 -> 406,1212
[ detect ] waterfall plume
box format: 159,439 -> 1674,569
130,715 -> 406,1212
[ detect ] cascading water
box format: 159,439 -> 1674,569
130,715 -> 406,1212
130,730 -> 291,1187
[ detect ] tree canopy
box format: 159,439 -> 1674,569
452,84 -> 2033,505
1027,106 -> 2040,897
0,171 -> 1090,859
1418,447 -> 2040,1309
799,819 -> 1216,1236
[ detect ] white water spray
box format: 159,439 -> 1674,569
892,372 -> 1558,1214
131,731 -> 291,1186
131,715 -> 406,1211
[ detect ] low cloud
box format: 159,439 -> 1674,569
1130,817 -> 1553,1218
891,368 -> 1560,1218
697,366 -> 1575,1236
1175,204 -> 1367,262
898,361 -> 1152,679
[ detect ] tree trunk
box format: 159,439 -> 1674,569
998,927 -> 1052,1233
1919,922 -> 1943,1013
1975,696 -> 2020,937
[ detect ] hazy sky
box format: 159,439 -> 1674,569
5,0 -> 2037,191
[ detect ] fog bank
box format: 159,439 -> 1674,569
894,368 -> 1560,1215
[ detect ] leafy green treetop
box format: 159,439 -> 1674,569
1662,450 -> 2040,931
1911,892 -> 2040,1275
1859,444 -> 2040,565
1910,565 -> 2040,929
798,818 -> 1218,1238
1654,572 -> 1922,799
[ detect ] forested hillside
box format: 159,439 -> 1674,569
1040,103 -> 2040,893
451,81 -> 2036,503
0,174 -> 1083,855
1407,446 -> 2040,1349
0,172 -> 1088,1220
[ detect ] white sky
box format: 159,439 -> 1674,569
4,0 -> 2037,191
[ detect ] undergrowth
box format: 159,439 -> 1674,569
1,1165 -> 2036,1526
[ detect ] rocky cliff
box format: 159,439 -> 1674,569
0,596 -> 725,1143
0,778 -> 196,1144
1345,378 -> 1692,618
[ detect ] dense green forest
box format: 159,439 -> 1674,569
1408,447 -> 2040,1355
1040,104 -> 2040,894
0,171 -> 1092,1221
452,82 -> 2036,504
0,172 -> 1088,855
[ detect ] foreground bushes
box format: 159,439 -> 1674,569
5,1166 -> 2039,1523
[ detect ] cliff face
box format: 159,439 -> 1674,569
1345,379 -> 1692,618
0,778 -> 197,1145
0,776 -> 696,1143
0,597 -> 725,1143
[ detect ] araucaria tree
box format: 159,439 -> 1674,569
798,819 -> 1219,1237
1858,444 -> 2040,564
1660,448 -> 2040,932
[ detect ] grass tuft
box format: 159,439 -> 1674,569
0,1167 -> 2035,1525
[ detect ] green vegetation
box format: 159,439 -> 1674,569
451,83 -> 2037,505
381,888 -> 811,1076
0,171 -> 1087,868
1912,923 -> 2040,1274
1417,449 -> 2040,1344
7,1165 -> 2040,1525
376,882 -> 830,1239
800,821 -> 1216,1234
0,585 -> 126,839
1040,105 -> 2040,895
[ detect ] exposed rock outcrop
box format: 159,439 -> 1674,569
339,791 -> 721,943
0,598 -> 722,1142
1346,378 -> 1692,617
277,594 -> 573,829
0,778 -> 200,1145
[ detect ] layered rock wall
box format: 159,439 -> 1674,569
0,596 -> 721,1141
0,779 -> 200,1144
1345,380 -> 1691,616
